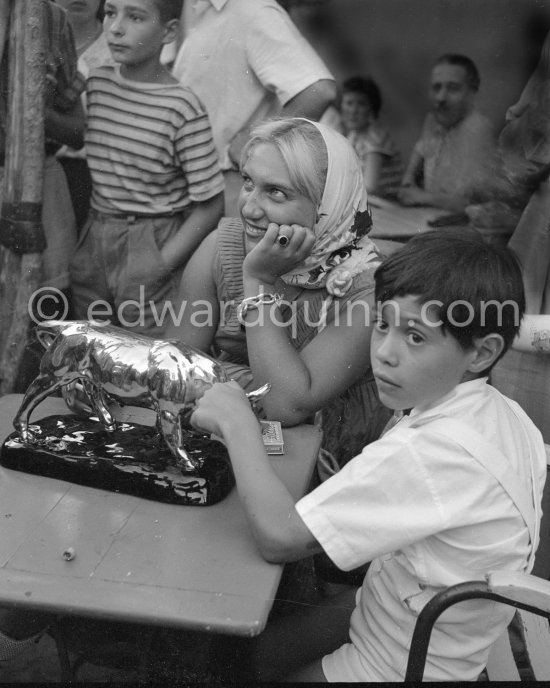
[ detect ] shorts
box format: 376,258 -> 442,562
70,209 -> 190,336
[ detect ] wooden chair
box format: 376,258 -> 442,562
404,571 -> 550,682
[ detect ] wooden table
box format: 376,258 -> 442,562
369,196 -> 441,241
0,395 -> 322,637
368,195 -> 512,248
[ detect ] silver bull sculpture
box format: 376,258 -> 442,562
13,320 -> 270,471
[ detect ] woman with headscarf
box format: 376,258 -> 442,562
166,117 -> 392,481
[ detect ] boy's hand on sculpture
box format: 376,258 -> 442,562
191,381 -> 257,438
243,222 -> 315,284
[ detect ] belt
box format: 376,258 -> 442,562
89,208 -> 183,223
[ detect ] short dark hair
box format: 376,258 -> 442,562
151,0 -> 183,22
96,0 -> 106,20
434,53 -> 481,92
374,230 -> 525,369
342,76 -> 382,118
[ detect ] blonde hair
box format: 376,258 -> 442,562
241,118 -> 328,206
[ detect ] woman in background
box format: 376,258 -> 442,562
339,76 -> 403,199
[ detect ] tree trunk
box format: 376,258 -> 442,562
0,0 -> 46,394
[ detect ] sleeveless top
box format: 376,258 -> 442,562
212,218 -> 393,473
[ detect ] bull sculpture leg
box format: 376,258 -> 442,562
157,401 -> 197,472
14,374 -> 117,443
69,378 -> 116,431
14,373 -> 83,442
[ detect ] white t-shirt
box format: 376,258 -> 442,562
296,378 -> 547,682
172,0 -> 334,170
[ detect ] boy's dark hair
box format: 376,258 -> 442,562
97,0 -> 106,20
151,0 -> 183,22
374,230 -> 525,369
434,53 -> 481,92
342,76 -> 382,118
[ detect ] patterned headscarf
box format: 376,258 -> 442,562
280,119 -> 381,297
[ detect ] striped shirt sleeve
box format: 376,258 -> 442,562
174,90 -> 225,203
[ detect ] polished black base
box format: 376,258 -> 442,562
1,414 -> 234,506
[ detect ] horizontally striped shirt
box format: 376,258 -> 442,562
86,65 -> 224,216
347,122 -> 404,199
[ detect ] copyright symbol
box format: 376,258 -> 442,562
28,287 -> 69,324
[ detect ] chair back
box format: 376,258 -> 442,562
405,571 -> 550,682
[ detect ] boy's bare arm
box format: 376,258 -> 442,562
163,230 -> 219,352
45,98 -> 85,151
160,192 -> 224,271
191,382 -> 322,563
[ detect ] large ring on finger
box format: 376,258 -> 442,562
277,234 -> 290,247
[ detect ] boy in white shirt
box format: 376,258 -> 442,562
191,229 -> 547,682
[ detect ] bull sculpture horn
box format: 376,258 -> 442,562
245,383 -> 271,402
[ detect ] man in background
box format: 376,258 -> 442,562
398,53 -> 500,212
172,0 -> 336,216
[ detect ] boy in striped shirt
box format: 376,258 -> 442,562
70,0 -> 224,335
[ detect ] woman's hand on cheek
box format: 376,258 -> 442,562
243,222 -> 315,284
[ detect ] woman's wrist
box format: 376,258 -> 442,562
237,293 -> 283,323
243,274 -> 278,293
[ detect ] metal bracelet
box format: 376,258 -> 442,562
236,293 -> 283,323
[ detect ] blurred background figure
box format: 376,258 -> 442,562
171,0 -> 337,216
339,75 -> 403,199
56,0 -> 110,75
55,0 -> 114,232
1,0 -> 85,294
491,28 -> 550,443
398,53 -> 500,212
